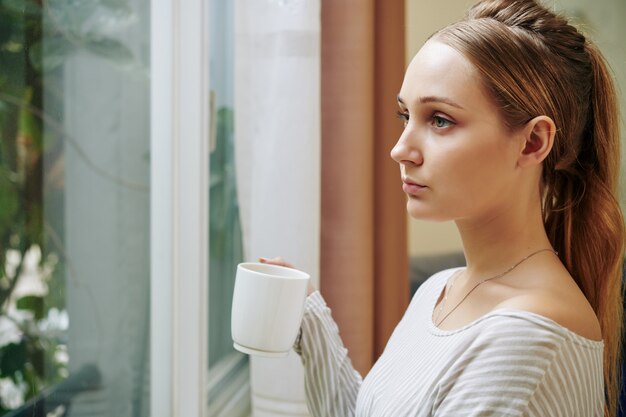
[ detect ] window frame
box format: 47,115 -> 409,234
150,0 -> 210,416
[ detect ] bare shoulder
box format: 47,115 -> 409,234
497,268 -> 602,342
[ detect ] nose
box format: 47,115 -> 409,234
390,128 -> 423,167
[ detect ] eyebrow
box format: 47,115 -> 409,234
397,95 -> 465,110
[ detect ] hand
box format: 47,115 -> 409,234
259,256 -> 295,269
259,257 -> 316,295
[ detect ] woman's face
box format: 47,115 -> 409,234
391,40 -> 525,223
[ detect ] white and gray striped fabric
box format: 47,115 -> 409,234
294,268 -> 604,417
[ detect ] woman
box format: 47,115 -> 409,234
261,0 -> 625,415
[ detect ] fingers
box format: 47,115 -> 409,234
259,257 -> 316,295
258,257 -> 295,269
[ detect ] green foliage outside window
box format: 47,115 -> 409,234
0,1 -> 134,413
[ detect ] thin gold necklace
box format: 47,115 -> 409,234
434,248 -> 558,327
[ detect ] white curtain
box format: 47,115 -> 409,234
234,0 -> 320,415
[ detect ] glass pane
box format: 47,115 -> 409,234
209,0 -> 241,366
208,0 -> 249,414
0,1 -> 150,416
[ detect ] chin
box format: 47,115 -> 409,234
406,199 -> 454,222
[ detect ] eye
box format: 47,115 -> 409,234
432,115 -> 454,129
396,110 -> 409,126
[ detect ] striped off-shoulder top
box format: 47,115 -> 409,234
294,268 -> 604,417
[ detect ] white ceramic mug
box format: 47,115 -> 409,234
231,262 -> 310,357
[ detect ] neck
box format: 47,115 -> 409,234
455,198 -> 554,280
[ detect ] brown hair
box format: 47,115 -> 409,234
434,0 -> 625,415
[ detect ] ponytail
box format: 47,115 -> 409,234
544,42 -> 625,417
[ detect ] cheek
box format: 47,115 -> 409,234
435,141 -> 510,201
437,145 -> 488,183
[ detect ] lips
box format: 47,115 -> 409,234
402,178 -> 427,195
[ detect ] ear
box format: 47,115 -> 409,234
517,116 -> 555,168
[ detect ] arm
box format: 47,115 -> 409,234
258,258 -> 362,416
294,291 -> 362,417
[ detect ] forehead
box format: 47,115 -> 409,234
399,40 -> 488,107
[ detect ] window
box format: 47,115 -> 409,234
208,0 -> 250,415
0,1 -> 151,416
